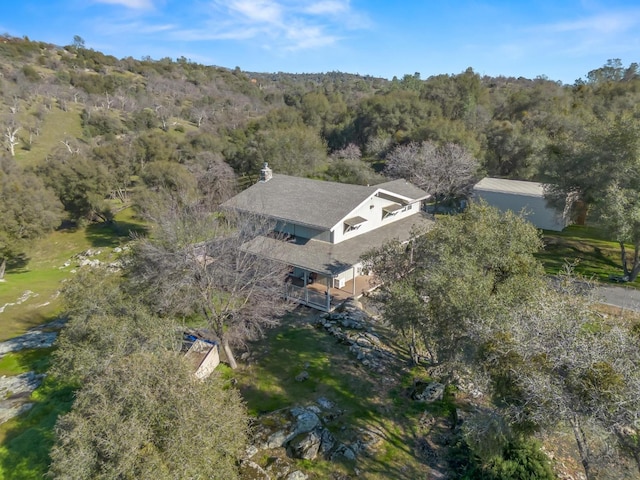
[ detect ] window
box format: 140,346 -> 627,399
343,216 -> 367,234
382,203 -> 403,219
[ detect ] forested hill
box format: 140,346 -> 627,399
1,34 -> 640,264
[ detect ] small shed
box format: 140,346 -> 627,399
472,177 -> 570,231
183,337 -> 220,380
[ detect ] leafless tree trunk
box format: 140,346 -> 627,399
4,125 -> 20,157
128,196 -> 289,369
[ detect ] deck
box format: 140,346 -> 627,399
285,275 -> 378,311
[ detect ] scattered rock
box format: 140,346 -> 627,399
0,371 -> 46,424
239,460 -> 270,480
286,471 -> 308,480
319,427 -> 336,455
295,371 -> 309,382
0,401 -> 34,425
0,290 -> 39,314
313,302 -> 387,372
0,371 -> 45,398
316,397 -> 334,409
265,457 -> 291,478
245,445 -> 259,458
0,330 -> 57,356
266,429 -> 290,449
411,381 -> 445,403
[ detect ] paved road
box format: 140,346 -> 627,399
594,285 -> 640,312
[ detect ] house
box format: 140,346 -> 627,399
222,163 -> 433,311
472,177 -> 571,232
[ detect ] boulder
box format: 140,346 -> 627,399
319,427 -> 336,455
294,371 -> 309,382
331,444 -> 356,461
266,429 -> 290,449
286,471 -> 308,480
287,427 -> 322,460
291,408 -> 321,434
411,381 -> 445,403
265,457 -> 291,478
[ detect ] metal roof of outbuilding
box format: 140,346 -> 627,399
473,177 -> 546,198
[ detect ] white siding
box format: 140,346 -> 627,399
331,194 -> 421,244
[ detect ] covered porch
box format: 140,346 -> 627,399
240,213 -> 435,312
284,273 -> 377,312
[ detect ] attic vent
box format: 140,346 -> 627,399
259,162 -> 273,183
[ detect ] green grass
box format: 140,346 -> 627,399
0,348 -> 53,376
14,104 -> 84,168
234,316 -> 376,419
232,309 -> 439,479
0,207 -> 146,341
0,378 -> 75,479
537,225 -> 640,288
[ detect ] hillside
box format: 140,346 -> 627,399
1,35 -> 640,480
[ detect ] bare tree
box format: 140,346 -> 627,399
128,196 -> 289,369
3,122 -> 20,157
492,285 -> 640,479
385,141 -> 479,204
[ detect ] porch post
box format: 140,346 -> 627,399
326,277 -> 331,311
304,271 -> 309,304
352,266 -> 356,297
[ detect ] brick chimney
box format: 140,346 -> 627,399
259,162 -> 273,182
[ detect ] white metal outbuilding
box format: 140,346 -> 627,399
472,177 -> 570,231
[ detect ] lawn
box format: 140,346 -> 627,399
536,225 -> 640,288
0,208 -> 146,341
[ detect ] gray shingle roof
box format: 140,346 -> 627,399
222,174 -> 429,230
242,213 -> 435,275
377,179 -> 431,201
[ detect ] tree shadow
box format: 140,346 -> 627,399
5,254 -> 30,274
85,220 -> 148,248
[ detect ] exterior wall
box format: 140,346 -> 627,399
473,190 -> 568,231
331,195 -> 421,244
334,263 -> 363,288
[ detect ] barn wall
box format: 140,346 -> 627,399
473,190 -> 567,231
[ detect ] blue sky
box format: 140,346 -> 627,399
2,0 -> 639,84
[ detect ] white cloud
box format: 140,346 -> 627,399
304,1 -> 348,16
226,0 -> 283,24
198,0 -> 368,50
93,20 -> 174,36
542,11 -> 640,35
94,0 -> 155,9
